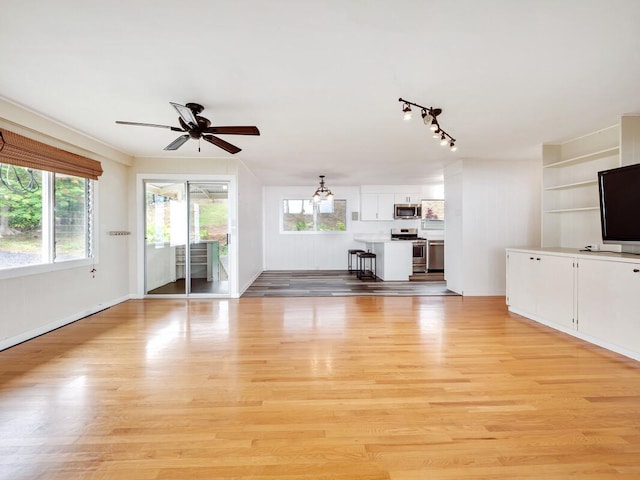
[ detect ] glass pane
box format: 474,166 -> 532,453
189,182 -> 228,294
421,199 -> 445,230
145,182 -> 187,294
282,198 -> 346,232
54,173 -> 87,261
0,164 -> 45,269
316,199 -> 346,231
282,199 -> 314,231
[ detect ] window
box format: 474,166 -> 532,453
282,199 -> 347,232
0,164 -> 93,270
421,199 -> 445,230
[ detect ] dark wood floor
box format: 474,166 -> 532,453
242,270 -> 457,297
148,278 -> 229,295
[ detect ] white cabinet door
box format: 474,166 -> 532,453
394,193 -> 421,204
577,258 -> 640,353
360,193 -> 379,221
377,194 -> 395,221
536,254 -> 575,329
507,250 -> 575,329
361,193 -> 395,221
507,251 -> 537,315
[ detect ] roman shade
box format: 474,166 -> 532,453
0,129 -> 103,180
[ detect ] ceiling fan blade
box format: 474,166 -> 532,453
203,126 -> 260,136
116,120 -> 184,132
203,135 -> 241,154
164,134 -> 190,151
170,102 -> 198,129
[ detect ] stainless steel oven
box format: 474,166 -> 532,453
412,239 -> 427,273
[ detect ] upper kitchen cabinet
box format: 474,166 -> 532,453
394,193 -> 422,204
361,193 -> 395,221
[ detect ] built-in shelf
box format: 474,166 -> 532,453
544,206 -> 599,214
544,180 -> 598,191
543,146 -> 619,169
542,122 -> 624,249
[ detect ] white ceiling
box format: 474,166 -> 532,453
2,0 -> 640,187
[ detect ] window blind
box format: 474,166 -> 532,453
0,129 -> 103,180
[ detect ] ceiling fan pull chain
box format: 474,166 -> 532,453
198,138 -> 201,153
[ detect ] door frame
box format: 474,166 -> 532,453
136,173 -> 238,298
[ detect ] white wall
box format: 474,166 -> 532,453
0,108 -> 132,349
263,184 -> 445,270
129,156 -> 264,297
237,160 -> 264,293
444,159 -> 541,296
264,186 -> 361,270
444,161 -> 463,294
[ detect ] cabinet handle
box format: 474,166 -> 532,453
529,257 -> 534,260
536,257 -> 541,261
634,269 -> 639,273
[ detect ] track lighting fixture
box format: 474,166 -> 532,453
312,175 -> 334,203
398,97 -> 458,152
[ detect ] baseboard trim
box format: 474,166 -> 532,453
0,294 -> 133,352
239,270 -> 263,297
508,306 -> 640,362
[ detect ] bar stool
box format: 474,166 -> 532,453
348,249 -> 365,273
357,251 -> 377,281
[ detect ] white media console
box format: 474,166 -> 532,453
506,247 -> 640,361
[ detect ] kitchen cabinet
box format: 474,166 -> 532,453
353,236 -> 412,280
361,193 -> 395,221
507,250 -> 575,330
577,258 -> 640,354
394,193 -> 422,204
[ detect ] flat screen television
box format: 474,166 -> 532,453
598,163 -> 640,245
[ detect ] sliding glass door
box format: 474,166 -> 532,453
187,182 -> 229,294
144,180 -> 229,296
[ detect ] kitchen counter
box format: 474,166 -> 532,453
353,236 -> 412,281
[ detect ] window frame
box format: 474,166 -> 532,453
280,198 -> 348,234
0,168 -> 97,280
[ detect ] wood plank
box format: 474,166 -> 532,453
1,296 -> 639,479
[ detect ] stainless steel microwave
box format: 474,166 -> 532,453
394,203 -> 422,219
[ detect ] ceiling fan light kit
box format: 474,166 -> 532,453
116,102 -> 260,154
398,98 -> 457,152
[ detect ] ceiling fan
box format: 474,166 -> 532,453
115,102 -> 260,154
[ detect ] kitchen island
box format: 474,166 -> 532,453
353,235 -> 413,281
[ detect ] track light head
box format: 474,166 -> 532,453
421,109 -> 431,125
402,103 -> 412,121
450,141 -> 457,152
440,133 -> 448,146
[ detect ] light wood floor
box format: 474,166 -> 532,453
1,296 -> 639,479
